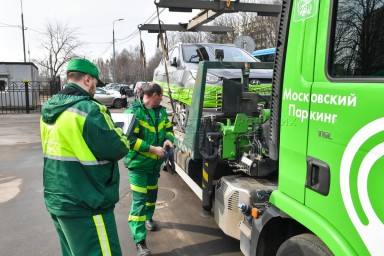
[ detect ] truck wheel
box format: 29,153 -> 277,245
276,233 -> 333,256
174,102 -> 189,132
113,99 -> 123,109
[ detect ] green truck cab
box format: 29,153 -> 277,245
163,0 -> 383,255
260,0 -> 382,255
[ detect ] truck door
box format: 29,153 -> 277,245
305,1 -> 384,255
278,0 -> 319,204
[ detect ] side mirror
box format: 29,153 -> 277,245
170,57 -> 177,67
215,49 -> 224,61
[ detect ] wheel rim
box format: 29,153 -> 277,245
113,99 -> 122,108
175,102 -> 189,132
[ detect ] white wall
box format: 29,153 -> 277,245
0,63 -> 38,82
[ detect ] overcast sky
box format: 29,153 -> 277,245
1,0 -> 199,63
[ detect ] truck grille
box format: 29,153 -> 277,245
228,191 -> 239,211
216,179 -> 228,205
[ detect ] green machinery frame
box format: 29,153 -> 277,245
176,61 -> 273,160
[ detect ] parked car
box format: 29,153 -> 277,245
104,83 -> 119,90
108,83 -> 134,97
153,43 -> 273,89
94,88 -> 123,108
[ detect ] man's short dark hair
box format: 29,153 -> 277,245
67,71 -> 87,81
143,83 -> 163,97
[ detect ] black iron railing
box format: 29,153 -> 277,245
0,80 -> 61,114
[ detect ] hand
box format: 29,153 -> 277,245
150,146 -> 165,158
163,140 -> 173,149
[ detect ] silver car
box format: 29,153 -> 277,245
153,43 -> 273,88
94,88 -> 123,108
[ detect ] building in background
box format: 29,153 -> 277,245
0,62 -> 38,90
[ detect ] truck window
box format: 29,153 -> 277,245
329,0 -> 384,78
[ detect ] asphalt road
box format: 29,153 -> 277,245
0,106 -> 242,256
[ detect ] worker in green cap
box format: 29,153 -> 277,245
124,82 -> 174,256
40,58 -> 129,256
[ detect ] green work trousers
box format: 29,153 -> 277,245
50,211 -> 122,256
128,169 -> 159,243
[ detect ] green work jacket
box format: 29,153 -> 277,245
123,100 -> 174,173
40,83 -> 129,217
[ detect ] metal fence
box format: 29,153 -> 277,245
0,80 -> 61,114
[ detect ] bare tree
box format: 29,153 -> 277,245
35,20 -> 82,81
129,45 -> 147,82
95,58 -> 111,83
164,32 -> 180,49
146,48 -> 163,81
114,49 -> 131,83
178,31 -> 207,43
207,10 -> 278,50
208,14 -> 239,44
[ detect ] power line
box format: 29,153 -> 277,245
27,27 -> 44,34
0,20 -> 44,34
115,8 -> 165,45
93,8 -> 167,59
0,21 -> 19,28
84,41 -> 111,45
97,43 -> 113,59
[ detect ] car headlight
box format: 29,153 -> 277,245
190,69 -> 221,84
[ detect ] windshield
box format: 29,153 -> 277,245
182,44 -> 258,63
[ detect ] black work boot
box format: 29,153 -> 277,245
145,219 -> 158,231
136,239 -> 151,256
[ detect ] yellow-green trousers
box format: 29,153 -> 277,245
50,211 -> 122,256
128,169 -> 159,243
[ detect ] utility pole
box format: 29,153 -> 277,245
113,18 -> 124,82
20,0 -> 26,62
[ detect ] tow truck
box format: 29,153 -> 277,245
154,0 -> 383,255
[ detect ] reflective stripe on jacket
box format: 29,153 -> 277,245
40,83 -> 129,216
123,100 -> 174,172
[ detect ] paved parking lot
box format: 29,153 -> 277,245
0,108 -> 242,256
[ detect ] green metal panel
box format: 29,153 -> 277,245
270,190 -> 358,256
177,61 -> 273,160
303,0 -> 381,254
179,61 -> 207,160
275,0 -> 383,255
277,0 -> 319,204
220,114 -> 261,160
275,0 -> 361,254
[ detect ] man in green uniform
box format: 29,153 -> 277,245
40,58 -> 129,256
124,83 -> 174,256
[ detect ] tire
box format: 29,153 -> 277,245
112,98 -> 123,109
276,233 -> 333,256
174,102 -> 189,132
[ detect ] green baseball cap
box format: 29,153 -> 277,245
66,58 -> 105,87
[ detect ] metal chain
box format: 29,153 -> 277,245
138,29 -> 147,82
155,3 -> 177,115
